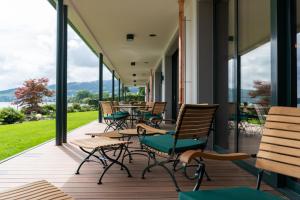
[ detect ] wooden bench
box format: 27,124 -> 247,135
0,180 -> 73,200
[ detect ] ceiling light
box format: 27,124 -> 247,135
132,74 -> 136,77
131,62 -> 136,66
127,33 -> 135,41
149,34 -> 157,37
133,80 -> 137,83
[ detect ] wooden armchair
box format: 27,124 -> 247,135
137,104 -> 219,191
179,106 -> 300,200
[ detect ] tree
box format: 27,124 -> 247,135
138,87 -> 145,96
248,80 -> 271,105
74,90 -> 93,102
14,78 -> 54,114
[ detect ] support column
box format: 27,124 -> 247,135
271,0 -> 297,107
55,0 -> 64,146
99,53 -> 103,123
178,0 -> 185,104
112,70 -> 115,101
62,5 -> 68,143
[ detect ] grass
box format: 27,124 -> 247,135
0,111 -> 97,161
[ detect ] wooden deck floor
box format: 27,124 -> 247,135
0,121 -> 285,199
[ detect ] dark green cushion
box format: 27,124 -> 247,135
140,134 -> 205,154
104,113 -> 127,120
115,111 -> 129,116
143,112 -> 162,120
179,187 -> 284,200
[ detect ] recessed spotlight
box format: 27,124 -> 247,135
131,62 -> 136,66
127,33 -> 135,41
133,80 -> 137,83
149,34 -> 157,37
132,74 -> 136,77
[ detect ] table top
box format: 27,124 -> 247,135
113,105 -> 147,108
118,128 -> 157,136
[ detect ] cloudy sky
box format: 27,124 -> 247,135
0,0 -> 111,91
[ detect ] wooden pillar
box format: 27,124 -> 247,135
145,83 -> 148,102
178,0 -> 185,104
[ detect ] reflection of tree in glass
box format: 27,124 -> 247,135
248,80 -> 271,105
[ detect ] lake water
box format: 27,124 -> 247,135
0,102 -> 56,109
0,102 -> 17,109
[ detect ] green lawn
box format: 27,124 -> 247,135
0,111 -> 97,161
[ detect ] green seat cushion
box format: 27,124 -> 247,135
140,134 -> 205,154
115,111 -> 129,116
179,187 -> 284,200
104,113 -> 127,120
143,112 -> 162,120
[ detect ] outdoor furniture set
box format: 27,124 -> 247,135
1,105 -> 299,200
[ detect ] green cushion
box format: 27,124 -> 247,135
115,111 -> 129,116
179,187 -> 284,200
104,113 -> 127,120
140,134 -> 205,154
143,112 -> 162,120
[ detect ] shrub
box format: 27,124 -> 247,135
0,107 -> 24,124
41,104 -> 56,115
72,103 -> 81,112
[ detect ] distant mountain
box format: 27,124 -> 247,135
0,80 -> 121,102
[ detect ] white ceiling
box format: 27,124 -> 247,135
64,0 -> 179,86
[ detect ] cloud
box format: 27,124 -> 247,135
0,0 -> 108,91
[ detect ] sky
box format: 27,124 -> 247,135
0,0 -> 111,91
0,0 -> 299,96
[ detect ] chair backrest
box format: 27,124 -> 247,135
175,104 -> 219,139
146,102 -> 154,111
255,106 -> 300,179
254,104 -> 268,124
112,101 -> 120,112
152,102 -> 167,115
100,101 -> 114,115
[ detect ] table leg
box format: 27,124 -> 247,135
98,144 -> 132,184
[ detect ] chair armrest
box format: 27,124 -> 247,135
180,150 -> 252,164
136,123 -> 168,134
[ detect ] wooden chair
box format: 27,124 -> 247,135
0,180 -> 73,200
142,101 -> 167,128
100,101 -> 128,132
137,104 -> 219,191
179,106 -> 300,200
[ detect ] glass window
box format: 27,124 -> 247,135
238,0 -> 271,163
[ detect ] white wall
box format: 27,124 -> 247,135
184,0 -> 198,103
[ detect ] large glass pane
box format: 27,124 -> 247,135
238,0 -> 271,163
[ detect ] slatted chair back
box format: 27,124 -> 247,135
152,102 -> 167,115
146,102 -> 154,111
112,101 -> 120,112
255,106 -> 300,179
100,101 -> 114,115
175,104 -> 219,139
